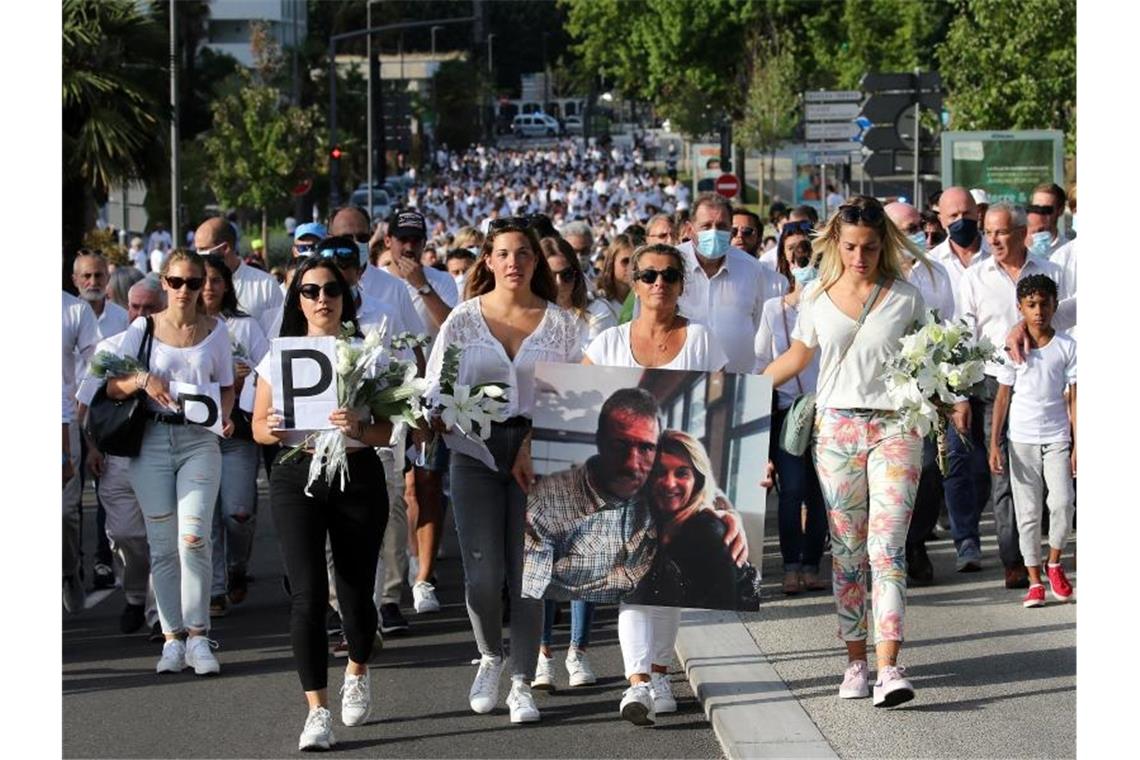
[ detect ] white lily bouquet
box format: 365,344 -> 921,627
89,350 -> 145,379
424,344 -> 510,466
281,321 -> 430,494
880,309 -> 1001,473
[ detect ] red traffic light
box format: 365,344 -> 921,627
330,146 -> 343,160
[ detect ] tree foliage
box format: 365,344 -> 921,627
735,30 -> 799,155
939,0 -> 1076,152
202,23 -> 324,221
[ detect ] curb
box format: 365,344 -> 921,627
675,608 -> 838,760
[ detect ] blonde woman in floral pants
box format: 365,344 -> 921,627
764,196 -> 965,708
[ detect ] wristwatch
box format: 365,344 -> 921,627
417,283 -> 433,296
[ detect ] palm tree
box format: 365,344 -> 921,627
62,0 -> 167,253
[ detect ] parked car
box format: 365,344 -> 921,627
348,186 -> 392,225
511,113 -> 559,138
564,115 -> 583,135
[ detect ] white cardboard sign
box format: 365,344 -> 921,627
170,381 -> 224,437
270,337 -> 338,431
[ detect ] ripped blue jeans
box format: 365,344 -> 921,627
128,420 -> 221,635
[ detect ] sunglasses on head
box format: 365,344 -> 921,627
837,204 -> 885,226
551,268 -> 578,284
298,281 -> 344,300
1026,204 -> 1055,216
164,275 -> 204,291
732,226 -> 757,237
634,267 -> 682,285
488,215 -> 537,232
317,246 -> 359,267
195,243 -> 227,256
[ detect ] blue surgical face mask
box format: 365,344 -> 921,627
908,230 -> 928,251
1028,230 -> 1052,260
791,265 -> 818,286
696,228 -> 732,259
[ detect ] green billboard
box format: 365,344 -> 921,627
940,130 -> 1064,204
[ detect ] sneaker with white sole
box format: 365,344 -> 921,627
298,706 -> 336,751
838,659 -> 870,699
565,647 -> 597,687
619,682 -> 655,726
340,669 -> 371,726
412,581 -> 441,614
532,652 -> 556,691
506,676 -> 541,723
155,638 -> 187,674
650,672 -> 677,713
469,654 -> 505,714
185,635 -> 220,676
873,665 -> 915,707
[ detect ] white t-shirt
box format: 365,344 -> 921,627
63,292 -> 99,420
232,261 -> 285,340
396,264 -> 459,337
585,320 -> 727,371
359,264 -> 428,337
792,279 -> 926,411
994,332 -> 1076,445
117,316 -> 234,413
755,298 -> 820,410
906,258 -> 956,325
424,299 -> 583,419
226,314 -> 270,414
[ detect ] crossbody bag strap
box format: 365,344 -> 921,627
137,316 -> 156,371
779,301 -> 804,395
817,277 -> 886,405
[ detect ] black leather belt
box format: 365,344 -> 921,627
147,410 -> 186,424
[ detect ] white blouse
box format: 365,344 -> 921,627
754,298 -> 820,410
424,298 -> 583,418
792,279 -> 925,411
585,320 -> 728,372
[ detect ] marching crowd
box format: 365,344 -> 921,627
62,139 -> 1077,750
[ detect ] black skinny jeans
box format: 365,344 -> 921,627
270,448 -> 388,692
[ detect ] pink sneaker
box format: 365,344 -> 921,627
873,665 -> 914,708
1023,584 -> 1046,608
838,660 -> 869,699
1046,564 -> 1073,602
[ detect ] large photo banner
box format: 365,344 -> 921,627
523,363 -> 773,612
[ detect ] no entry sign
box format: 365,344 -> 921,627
714,173 -> 740,199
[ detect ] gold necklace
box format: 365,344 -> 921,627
164,316 -> 200,348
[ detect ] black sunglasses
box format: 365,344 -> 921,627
732,226 -> 757,237
317,247 -> 359,268
165,275 -> 204,291
1026,204 -> 1055,216
298,282 -> 344,300
634,267 -> 682,285
551,268 -> 578,284
837,204 -> 885,225
784,220 -> 814,234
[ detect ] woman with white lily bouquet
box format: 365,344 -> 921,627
252,255 -> 404,750
763,195 -> 952,709
424,216 -> 583,725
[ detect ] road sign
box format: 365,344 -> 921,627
804,152 -> 851,166
291,178 -> 312,196
806,122 -> 860,141
862,125 -> 910,152
805,102 -> 861,121
714,173 -> 740,199
799,140 -> 860,152
803,90 -> 861,103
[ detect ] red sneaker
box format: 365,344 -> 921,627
1022,584 -> 1046,608
1046,564 -> 1073,602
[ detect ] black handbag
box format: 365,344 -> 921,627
84,317 -> 155,457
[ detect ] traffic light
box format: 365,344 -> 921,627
330,145 -> 343,160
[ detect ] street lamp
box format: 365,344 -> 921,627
431,25 -> 443,57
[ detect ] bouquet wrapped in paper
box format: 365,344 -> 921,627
880,309 -> 1001,473
423,344 -> 511,469
282,320 -> 430,495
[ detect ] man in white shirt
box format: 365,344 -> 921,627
147,221 -> 173,259
957,202 -> 1070,590
730,208 -> 763,259
562,220 -> 598,283
62,290 -> 99,614
927,187 -> 990,318
674,193 -> 786,373
381,209 -> 457,337
1025,183 -> 1069,254
128,236 -> 148,272
193,217 -> 284,339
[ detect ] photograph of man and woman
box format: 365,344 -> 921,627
522,363 -> 772,611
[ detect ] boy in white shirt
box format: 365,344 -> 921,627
988,275 -> 1076,608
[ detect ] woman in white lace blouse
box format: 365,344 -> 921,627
424,217 -> 583,725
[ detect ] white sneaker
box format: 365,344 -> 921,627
619,682 -> 655,726
155,638 -> 186,674
184,635 -> 220,675
469,654 -> 505,714
838,659 -> 870,699
650,672 -> 677,713
506,676 -> 541,723
565,647 -> 597,687
298,706 -> 336,751
532,652 -> 556,691
340,669 -> 371,726
412,581 -> 441,614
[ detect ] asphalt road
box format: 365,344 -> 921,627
743,510 -> 1077,760
62,479 -> 723,759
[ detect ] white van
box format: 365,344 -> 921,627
511,113 -> 559,138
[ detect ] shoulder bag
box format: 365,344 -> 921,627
84,317 -> 155,457
779,279 -> 883,456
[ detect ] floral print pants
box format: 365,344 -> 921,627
813,408 -> 923,643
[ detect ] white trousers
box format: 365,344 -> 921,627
618,603 -> 681,678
